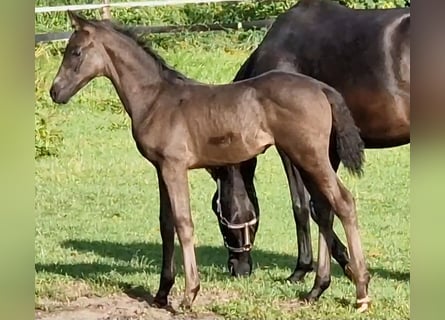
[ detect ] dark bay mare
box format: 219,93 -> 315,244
213,0 -> 410,297
49,11 -> 371,312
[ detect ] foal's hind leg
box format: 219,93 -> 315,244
309,154 -> 350,279
279,148 -> 351,282
331,178 -> 371,311
277,148 -> 315,282
282,146 -> 370,310
306,167 -> 370,311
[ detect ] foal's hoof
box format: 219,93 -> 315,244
356,296 -> 371,313
179,299 -> 192,311
152,295 -> 168,308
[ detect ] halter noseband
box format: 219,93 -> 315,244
216,178 -> 258,253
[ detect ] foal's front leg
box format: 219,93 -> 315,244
153,168 -> 176,307
160,163 -> 200,309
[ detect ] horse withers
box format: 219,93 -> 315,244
49,11 -> 369,311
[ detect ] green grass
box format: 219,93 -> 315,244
35,33 -> 410,319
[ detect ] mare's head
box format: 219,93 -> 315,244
50,11 -> 113,104
209,159 -> 260,277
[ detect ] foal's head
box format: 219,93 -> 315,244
49,11 -> 111,104
50,11 -> 189,106
209,159 -> 259,277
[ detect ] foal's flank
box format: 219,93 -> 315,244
49,12 -> 369,312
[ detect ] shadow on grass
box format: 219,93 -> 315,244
36,239 -> 300,281
369,267 -> 410,282
35,239 -> 409,291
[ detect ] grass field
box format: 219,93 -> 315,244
35,32 -> 410,320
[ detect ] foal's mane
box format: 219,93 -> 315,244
94,19 -> 193,83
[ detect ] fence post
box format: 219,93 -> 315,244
101,0 -> 112,19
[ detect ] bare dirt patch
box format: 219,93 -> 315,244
35,286 -> 237,320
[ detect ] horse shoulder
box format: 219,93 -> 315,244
132,94 -> 193,163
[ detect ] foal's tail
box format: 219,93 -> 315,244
321,86 -> 365,177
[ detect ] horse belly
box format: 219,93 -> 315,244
196,128 -> 274,166
345,89 -> 410,147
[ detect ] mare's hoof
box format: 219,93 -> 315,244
286,271 -> 307,283
300,293 -> 318,305
287,262 -> 316,283
356,296 -> 371,313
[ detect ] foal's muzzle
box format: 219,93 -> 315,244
49,85 -> 68,104
50,77 -> 75,105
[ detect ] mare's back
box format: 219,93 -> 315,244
256,0 -> 409,91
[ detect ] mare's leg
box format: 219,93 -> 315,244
277,148 -> 314,282
331,224 -> 350,275
240,158 -> 260,220
310,205 -> 351,280
153,168 -> 176,307
302,186 -> 335,302
332,234 -> 350,274
160,162 -> 200,309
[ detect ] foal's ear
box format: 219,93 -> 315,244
67,10 -> 93,32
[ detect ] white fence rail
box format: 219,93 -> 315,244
35,0 -> 246,14
35,0 -> 274,44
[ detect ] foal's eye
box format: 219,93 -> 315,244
71,49 -> 81,57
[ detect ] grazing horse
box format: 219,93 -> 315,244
49,11 -> 370,311
213,0 -> 410,297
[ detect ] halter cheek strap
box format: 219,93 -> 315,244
216,178 -> 258,253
